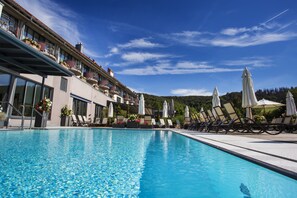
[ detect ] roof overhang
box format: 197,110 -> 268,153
0,28 -> 73,77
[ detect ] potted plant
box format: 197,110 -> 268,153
34,97 -> 52,128
127,114 -> 139,128
0,105 -> 7,128
22,37 -> 40,50
254,115 -> 266,124
60,105 -> 72,126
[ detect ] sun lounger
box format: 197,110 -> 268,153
175,119 -> 181,129
263,116 -> 291,135
90,117 -> 101,127
71,114 -> 79,126
159,119 -> 166,128
223,103 -> 264,134
213,106 -> 235,133
83,115 -> 91,126
151,118 -> 159,128
183,117 -> 191,129
206,110 -> 219,132
112,116 -> 126,128
100,118 -> 108,126
200,110 -> 213,132
167,119 -> 174,128
77,115 -> 88,126
140,116 -> 153,128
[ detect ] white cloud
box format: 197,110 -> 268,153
118,38 -> 162,49
121,52 -> 169,63
171,89 -> 212,96
117,61 -> 242,75
222,57 -> 272,67
169,10 -> 296,48
15,0 -> 101,58
209,32 -> 297,47
106,38 -> 163,58
220,26 -> 263,36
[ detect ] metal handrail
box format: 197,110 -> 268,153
0,101 -> 24,130
29,106 -> 43,129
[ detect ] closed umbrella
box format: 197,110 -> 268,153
242,67 -> 258,119
185,106 -> 189,118
163,100 -> 168,118
108,102 -> 113,118
212,87 -> 221,117
170,99 -> 175,117
286,91 -> 297,116
138,94 -> 145,115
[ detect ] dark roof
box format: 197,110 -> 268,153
0,28 -> 73,77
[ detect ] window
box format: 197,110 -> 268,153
60,77 -> 68,92
94,104 -> 103,120
0,12 -> 18,35
59,49 -> 72,62
24,82 -> 36,116
0,72 -> 11,112
72,99 -> 87,116
12,78 -> 26,115
10,77 -> 53,117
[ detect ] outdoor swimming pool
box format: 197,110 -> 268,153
0,129 -> 296,197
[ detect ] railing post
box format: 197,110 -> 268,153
21,105 -> 24,130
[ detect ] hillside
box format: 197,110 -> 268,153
112,87 -> 297,123
142,86 -> 297,121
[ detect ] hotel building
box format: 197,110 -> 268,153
0,0 -> 138,128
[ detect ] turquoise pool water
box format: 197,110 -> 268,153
0,129 -> 296,197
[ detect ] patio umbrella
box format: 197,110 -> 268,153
286,91 -> 297,116
138,94 -> 145,115
242,67 -> 258,119
170,99 -> 175,117
185,105 -> 189,118
253,98 -> 284,109
212,87 -> 221,117
108,102 -> 113,118
162,100 -> 168,118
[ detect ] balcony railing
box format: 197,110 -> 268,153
84,72 -> 98,85
110,86 -> 119,95
39,42 -> 57,61
0,19 -> 17,36
99,79 -> 109,90
66,60 -> 82,76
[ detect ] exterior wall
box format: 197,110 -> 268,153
7,74 -> 114,127
1,0 -> 138,127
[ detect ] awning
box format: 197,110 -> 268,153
0,28 -> 73,77
70,93 -> 91,103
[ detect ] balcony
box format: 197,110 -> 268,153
0,19 -> 17,37
99,79 -> 109,91
110,86 -> 119,95
84,72 -> 98,85
66,60 -> 82,76
59,61 -> 70,68
39,42 -> 57,61
22,38 -> 40,51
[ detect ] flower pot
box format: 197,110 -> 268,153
0,120 -> 5,128
126,121 -> 139,128
34,111 -> 48,128
60,116 -> 70,126
140,124 -> 152,129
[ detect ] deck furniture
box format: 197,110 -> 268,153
223,103 -> 263,134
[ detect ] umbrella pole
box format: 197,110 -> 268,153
246,107 -> 253,120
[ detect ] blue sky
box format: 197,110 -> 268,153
16,0 -> 297,96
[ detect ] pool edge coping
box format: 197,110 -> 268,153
170,129 -> 297,180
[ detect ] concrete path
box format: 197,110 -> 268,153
172,129 -> 297,179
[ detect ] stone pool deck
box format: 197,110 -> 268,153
172,129 -> 297,179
